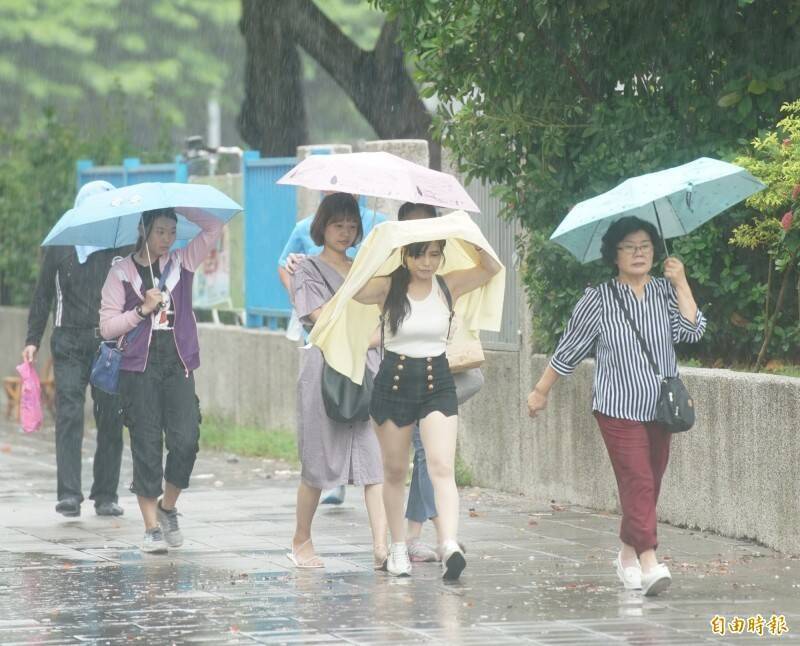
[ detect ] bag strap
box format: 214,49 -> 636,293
608,280 -> 663,380
306,257 -> 336,298
435,274 -> 455,341
123,258 -> 174,348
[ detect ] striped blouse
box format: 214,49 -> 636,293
550,277 -> 707,422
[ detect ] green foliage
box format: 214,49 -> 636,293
200,415 -> 298,464
729,100 -> 800,367
0,0 -> 244,146
0,100 -> 172,306
373,0 -> 800,364
0,1 -> 390,149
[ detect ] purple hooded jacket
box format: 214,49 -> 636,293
99,208 -> 223,373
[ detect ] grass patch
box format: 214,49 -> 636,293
200,415 -> 298,464
455,454 -> 474,488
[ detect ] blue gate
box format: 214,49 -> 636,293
76,156 -> 188,190
243,152 -> 298,328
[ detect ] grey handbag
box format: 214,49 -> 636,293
609,281 -> 695,433
454,368 -> 485,405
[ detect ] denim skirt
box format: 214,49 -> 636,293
370,351 -> 458,427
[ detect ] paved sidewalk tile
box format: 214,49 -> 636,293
0,421 -> 798,644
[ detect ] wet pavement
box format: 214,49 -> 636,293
0,420 -> 798,645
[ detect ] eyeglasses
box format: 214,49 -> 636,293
617,242 -> 654,255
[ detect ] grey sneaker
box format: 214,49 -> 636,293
407,538 -> 438,563
156,502 -> 183,547
141,528 -> 168,554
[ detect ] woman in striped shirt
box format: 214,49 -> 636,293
527,216 -> 706,597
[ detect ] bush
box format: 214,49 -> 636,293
0,101 -> 172,306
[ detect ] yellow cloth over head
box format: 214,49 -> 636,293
309,211 -> 506,384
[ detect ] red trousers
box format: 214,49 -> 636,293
594,412 -> 671,554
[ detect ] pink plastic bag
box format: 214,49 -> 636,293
16,361 -> 43,433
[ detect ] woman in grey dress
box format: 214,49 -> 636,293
288,192 -> 387,569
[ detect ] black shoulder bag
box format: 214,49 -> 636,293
306,258 -> 373,424
608,281 -> 695,433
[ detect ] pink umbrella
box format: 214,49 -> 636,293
276,151 -> 480,213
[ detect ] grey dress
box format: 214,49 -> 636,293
292,256 -> 383,490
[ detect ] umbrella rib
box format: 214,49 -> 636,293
582,219 -> 603,262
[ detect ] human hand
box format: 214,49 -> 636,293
527,388 -> 548,419
286,253 -> 307,274
663,257 -> 688,289
142,288 -> 163,315
21,345 -> 37,363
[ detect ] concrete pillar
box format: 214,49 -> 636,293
295,144 -> 352,221
359,139 -> 430,219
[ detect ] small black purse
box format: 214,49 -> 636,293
306,258 -> 374,424
609,281 -> 695,433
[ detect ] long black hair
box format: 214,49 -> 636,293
384,240 -> 446,334
136,207 -> 178,253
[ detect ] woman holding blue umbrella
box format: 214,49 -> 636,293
527,216 -> 706,597
99,206 -> 223,554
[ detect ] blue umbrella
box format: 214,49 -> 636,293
42,182 -> 242,247
550,157 -> 766,263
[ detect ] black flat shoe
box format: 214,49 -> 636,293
55,498 -> 81,517
95,501 -> 124,517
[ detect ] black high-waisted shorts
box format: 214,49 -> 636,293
370,351 -> 458,427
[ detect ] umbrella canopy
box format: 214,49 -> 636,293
277,151 -> 480,213
42,182 -> 242,247
550,157 -> 766,263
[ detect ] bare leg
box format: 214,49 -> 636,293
406,519 -> 423,540
373,420 -> 414,543
161,482 -> 181,510
364,483 -> 388,565
638,548 -> 659,573
620,541 -> 639,567
292,480 -> 322,564
418,412 -> 459,545
137,496 -> 158,530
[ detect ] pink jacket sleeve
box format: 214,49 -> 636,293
177,207 -> 224,273
99,266 -> 141,340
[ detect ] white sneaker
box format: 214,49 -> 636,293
642,563 -> 672,596
156,502 -> 183,548
614,551 -> 642,589
141,528 -> 168,554
441,540 -> 466,581
386,542 -> 412,577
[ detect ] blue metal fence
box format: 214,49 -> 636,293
243,151 -> 298,329
76,156 -> 188,190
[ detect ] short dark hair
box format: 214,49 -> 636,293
600,216 -> 663,267
309,193 -> 362,247
398,202 -> 437,221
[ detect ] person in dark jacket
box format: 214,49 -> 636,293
21,180 -> 128,518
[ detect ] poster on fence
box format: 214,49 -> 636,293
190,174 -> 243,309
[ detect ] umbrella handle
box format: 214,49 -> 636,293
652,203 -> 671,259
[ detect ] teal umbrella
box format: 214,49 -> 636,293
550,157 -> 766,263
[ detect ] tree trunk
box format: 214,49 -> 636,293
285,2 -> 439,167
754,262 -> 794,372
238,0 -> 308,156
238,0 -> 439,168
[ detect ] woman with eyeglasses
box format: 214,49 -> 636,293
526,216 -> 706,597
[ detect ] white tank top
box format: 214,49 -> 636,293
384,279 -> 451,357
